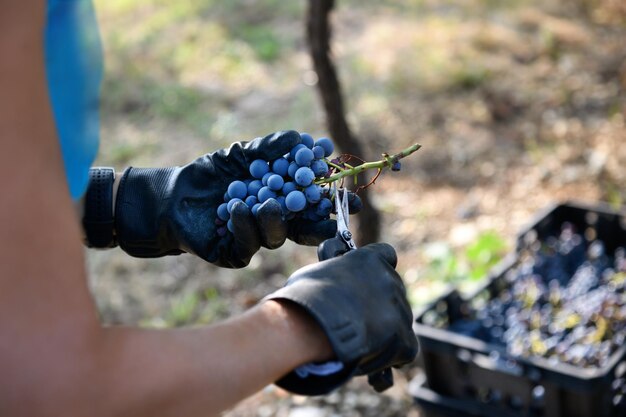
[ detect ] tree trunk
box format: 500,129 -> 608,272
305,0 -> 380,244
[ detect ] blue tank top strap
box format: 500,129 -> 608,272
45,0 -> 103,200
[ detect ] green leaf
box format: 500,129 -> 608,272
168,292 -> 200,325
466,231 -> 506,262
465,231 -> 507,280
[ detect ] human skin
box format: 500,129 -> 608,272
0,2 -> 332,416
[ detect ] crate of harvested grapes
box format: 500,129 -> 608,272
413,202 -> 626,417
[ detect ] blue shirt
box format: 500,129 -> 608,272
45,0 -> 103,200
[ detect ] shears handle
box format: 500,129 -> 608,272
368,367 -> 394,393
317,236 -> 351,261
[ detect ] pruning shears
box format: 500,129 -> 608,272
317,184 -> 394,393
317,185 -> 356,261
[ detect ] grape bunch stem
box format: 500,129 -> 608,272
315,143 -> 422,185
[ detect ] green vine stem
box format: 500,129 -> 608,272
315,143 -> 422,185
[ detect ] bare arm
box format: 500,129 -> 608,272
95,302 -> 330,417
0,3 -> 330,416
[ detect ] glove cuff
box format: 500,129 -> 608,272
115,167 -> 183,257
274,363 -> 358,396
263,288 -> 367,365
263,289 -> 364,395
83,167 -> 117,248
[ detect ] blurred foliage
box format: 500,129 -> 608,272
465,232 -> 509,280
236,26 -> 282,62
97,0 -> 301,79
100,74 -> 216,135
167,291 -> 200,325
422,231 -> 508,283
94,0 -> 337,156
140,287 -> 229,328
407,231 -> 509,307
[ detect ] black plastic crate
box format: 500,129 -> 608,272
413,201 -> 626,417
410,373 -> 521,417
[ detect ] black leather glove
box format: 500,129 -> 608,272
114,130 -> 359,268
264,243 -> 418,395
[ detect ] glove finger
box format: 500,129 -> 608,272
288,218 -> 337,246
361,243 -> 398,268
230,201 -> 262,264
256,199 -> 288,249
356,343 -> 398,376
392,333 -> 419,369
357,334 -> 418,376
243,130 -> 302,162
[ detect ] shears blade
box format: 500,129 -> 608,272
334,184 -> 356,251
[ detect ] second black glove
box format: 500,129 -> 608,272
264,243 -> 418,395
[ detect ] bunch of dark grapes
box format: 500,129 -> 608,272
434,222 -> 626,369
215,133 -> 338,236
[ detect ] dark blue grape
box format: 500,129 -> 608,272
251,203 -> 261,216
294,167 -> 315,187
217,203 -> 230,221
315,137 -> 334,157
227,219 -> 234,233
316,198 -> 333,217
392,161 -> 401,171
272,157 -> 290,177
285,190 -> 307,212
287,161 -> 299,178
261,172 -> 273,186
347,192 -> 363,213
289,144 -> 307,160
300,133 -> 315,149
245,195 -> 258,207
311,159 -> 329,176
267,174 -> 284,191
304,184 -> 321,203
258,186 -> 276,203
295,148 -> 315,167
249,159 -> 269,179
312,145 -> 325,159
227,198 -> 243,213
282,181 -> 297,195
227,181 -> 247,200
247,180 -> 263,197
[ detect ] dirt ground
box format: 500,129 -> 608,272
89,0 -> 625,415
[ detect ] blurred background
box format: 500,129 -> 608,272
88,0 -> 625,415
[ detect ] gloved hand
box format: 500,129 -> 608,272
114,130 -> 360,268
264,243 -> 418,395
